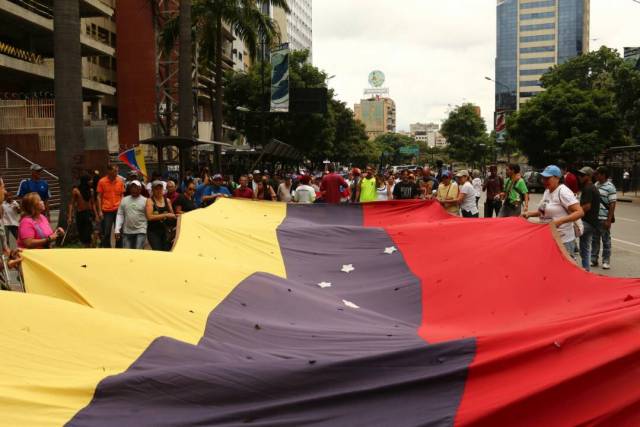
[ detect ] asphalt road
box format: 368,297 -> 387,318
516,193 -> 640,279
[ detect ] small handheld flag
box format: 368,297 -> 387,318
118,146 -> 147,177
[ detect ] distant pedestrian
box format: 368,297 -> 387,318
560,162 -> 579,195
255,178 -> 276,201
278,175 -> 294,202
166,180 -> 179,205
320,165 -> 348,204
97,165 -> 125,248
576,167 -> 600,272
17,164 -> 51,218
393,170 -> 420,200
146,180 -> 176,251
592,166 -> 617,270
349,168 -> 362,203
357,167 -> 377,203
293,175 -> 316,203
18,192 -> 64,249
471,170 -> 482,207
201,174 -> 232,206
456,170 -> 479,218
115,180 -> 148,250
623,170 -> 631,194
376,175 -> 393,201
174,181 -> 197,214
499,164 -> 528,217
522,165 -> 584,254
68,174 -> 95,248
483,165 -> 503,218
233,176 -> 254,199
436,171 -> 460,215
2,191 -> 20,241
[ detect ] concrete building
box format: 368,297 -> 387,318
0,0 -> 116,166
267,0 -> 312,59
354,97 -> 396,140
495,0 -> 590,111
409,123 -> 446,148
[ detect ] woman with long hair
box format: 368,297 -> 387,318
375,175 -> 392,201
145,181 -> 176,251
18,192 -> 64,249
68,174 -> 95,248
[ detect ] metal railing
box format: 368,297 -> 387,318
4,147 -> 59,180
7,0 -> 53,19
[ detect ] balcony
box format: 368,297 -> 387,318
0,0 -> 115,57
7,0 -> 114,19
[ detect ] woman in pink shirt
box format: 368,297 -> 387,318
18,192 -> 64,249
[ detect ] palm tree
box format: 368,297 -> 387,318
161,0 -> 289,170
178,0 -> 193,140
54,1 -> 85,228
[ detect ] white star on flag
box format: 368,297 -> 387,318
384,246 -> 398,254
341,264 -> 355,273
342,300 -> 360,309
317,282 -> 332,288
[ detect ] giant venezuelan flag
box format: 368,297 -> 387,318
2,199 -> 640,426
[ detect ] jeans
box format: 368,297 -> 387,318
579,222 -> 596,271
122,233 -> 146,250
563,240 -> 576,258
147,227 -> 171,251
484,199 -> 502,218
498,203 -> 521,218
591,220 -> 612,264
100,211 -> 121,248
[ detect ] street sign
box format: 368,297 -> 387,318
399,145 -> 420,156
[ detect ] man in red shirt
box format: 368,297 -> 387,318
233,175 -> 254,199
320,164 -> 348,204
561,163 -> 579,194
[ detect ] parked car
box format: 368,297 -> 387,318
523,171 -> 544,193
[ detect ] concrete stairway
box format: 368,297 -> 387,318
0,151 -> 61,210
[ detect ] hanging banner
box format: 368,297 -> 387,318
270,43 -> 290,113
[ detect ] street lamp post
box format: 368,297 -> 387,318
485,76 -> 513,111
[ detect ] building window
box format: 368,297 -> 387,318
520,34 -> 555,43
520,11 -> 555,20
520,80 -> 542,87
520,56 -> 556,64
520,23 -> 555,32
519,91 -> 538,98
520,45 -> 555,54
520,0 -> 556,9
520,68 -> 550,75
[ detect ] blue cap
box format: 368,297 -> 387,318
441,170 -> 452,178
541,165 -> 562,178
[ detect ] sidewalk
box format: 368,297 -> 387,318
618,191 -> 639,203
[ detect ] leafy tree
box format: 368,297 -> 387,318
225,50 -> 372,165
440,103 -> 489,166
509,46 -> 640,165
160,0 -> 289,168
373,133 -> 417,165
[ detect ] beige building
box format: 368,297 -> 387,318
496,0 -> 590,110
354,97 -> 396,140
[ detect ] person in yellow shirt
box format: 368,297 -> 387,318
436,171 -> 460,215
357,166 -> 378,203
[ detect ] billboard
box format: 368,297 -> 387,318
270,44 -> 290,113
495,111 -> 508,143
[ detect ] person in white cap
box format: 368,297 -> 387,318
455,170 -> 479,218
115,180 -> 148,250
17,164 -> 51,218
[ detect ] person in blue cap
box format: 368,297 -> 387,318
522,165 -> 584,254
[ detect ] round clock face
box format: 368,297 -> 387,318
368,70 -> 385,88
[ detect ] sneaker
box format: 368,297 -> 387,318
590,260 -> 598,267
602,262 -> 610,270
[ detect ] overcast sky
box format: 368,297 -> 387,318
313,0 -> 640,132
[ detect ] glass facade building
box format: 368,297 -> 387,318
494,0 -> 590,113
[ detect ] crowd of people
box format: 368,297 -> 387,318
0,160 -> 621,277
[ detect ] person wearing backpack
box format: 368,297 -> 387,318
499,164 -> 529,217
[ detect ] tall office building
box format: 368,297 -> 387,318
495,0 -> 590,111
271,1 -> 313,60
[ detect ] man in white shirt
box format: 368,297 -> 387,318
293,175 -> 316,204
115,181 -> 148,250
